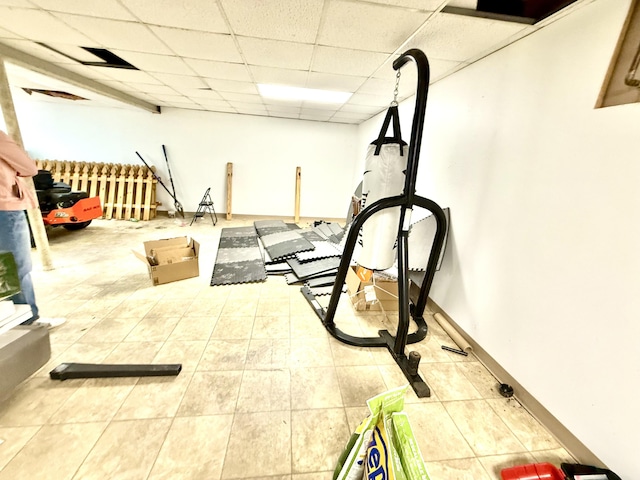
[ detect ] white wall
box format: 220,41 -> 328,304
2,96 -> 358,219
357,0 -> 640,477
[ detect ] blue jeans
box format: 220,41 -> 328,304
0,210 -> 38,323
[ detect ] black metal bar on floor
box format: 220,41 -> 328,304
49,363 -> 182,380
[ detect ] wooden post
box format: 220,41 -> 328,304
226,162 -> 233,220
0,58 -> 53,270
294,166 -> 301,223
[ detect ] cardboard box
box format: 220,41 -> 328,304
345,266 -> 399,311
133,236 -> 200,286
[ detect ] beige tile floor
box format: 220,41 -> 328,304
0,214 -> 575,479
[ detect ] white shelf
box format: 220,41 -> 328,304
0,304 -> 33,336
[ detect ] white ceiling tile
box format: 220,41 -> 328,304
232,102 -> 268,114
406,12 -> 529,62
266,105 -> 301,114
331,116 -> 363,124
55,13 -> 171,53
30,0 -> 136,20
0,26 -> 21,38
220,0 -> 323,43
218,92 -> 263,104
120,0 -> 228,32
300,101 -> 346,111
150,72 -> 207,88
194,98 -> 230,108
0,0 -> 37,6
150,26 -> 241,62
331,110 -> 372,119
364,0 -> 445,10
0,7 -> 96,45
305,72 -> 366,92
339,103 -> 384,114
172,87 -> 222,100
205,78 -> 257,94
56,63 -> 120,81
152,93 -> 191,102
311,46 -> 389,77
271,111 -> 300,120
318,0 -> 429,53
98,67 -> 163,84
300,107 -> 336,116
263,97 -> 303,108
0,39 -> 78,63
347,92 -> 393,107
111,50 -> 190,75
237,36 -> 313,70
121,83 -> 177,95
300,112 -> 332,121
250,65 -> 308,87
183,59 -> 251,81
429,58 -> 467,81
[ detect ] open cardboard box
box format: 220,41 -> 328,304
345,265 -> 399,311
133,236 -> 200,286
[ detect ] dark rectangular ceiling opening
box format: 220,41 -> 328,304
443,0 -> 579,24
37,43 -> 138,70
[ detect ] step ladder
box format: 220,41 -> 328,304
190,188 -> 217,226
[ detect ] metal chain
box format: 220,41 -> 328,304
391,70 -> 401,106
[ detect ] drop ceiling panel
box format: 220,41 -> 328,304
174,88 -> 222,100
120,0 -> 229,33
205,78 -> 258,94
111,51 -> 190,75
55,14 -> 171,54
220,0 -> 324,43
312,46 -> 389,77
364,0 -> 445,10
0,0 -> 585,124
30,0 -> 137,20
0,26 -> 21,39
318,0 -> 429,53
305,72 -> 366,92
151,72 -> 207,89
219,92 -> 263,104
250,65 -> 308,87
237,36 -> 313,70
406,12 -> 530,62
195,98 -> 230,108
96,67 -> 162,84
150,26 -> 241,62
0,0 -> 37,6
0,7 -> 96,45
183,59 -> 251,81
0,39 -> 78,63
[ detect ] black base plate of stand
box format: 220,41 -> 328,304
379,331 -> 430,398
50,363 -> 182,380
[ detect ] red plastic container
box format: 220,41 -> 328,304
501,462 -> 565,480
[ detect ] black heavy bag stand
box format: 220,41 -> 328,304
302,48 -> 447,398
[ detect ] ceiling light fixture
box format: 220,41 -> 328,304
257,84 -> 352,104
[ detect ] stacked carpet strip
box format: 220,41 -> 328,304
210,226 -> 266,285
255,220 -> 315,262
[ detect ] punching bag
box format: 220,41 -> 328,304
356,106 -> 407,271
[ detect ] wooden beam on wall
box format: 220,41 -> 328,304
226,162 -> 233,220
294,166 -> 301,223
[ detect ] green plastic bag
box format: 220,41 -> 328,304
0,251 -> 21,301
334,386 -> 409,480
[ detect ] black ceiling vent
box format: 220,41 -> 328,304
443,0 -> 578,24
37,43 -> 138,70
22,88 -> 88,101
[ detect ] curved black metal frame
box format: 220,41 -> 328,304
301,48 -> 447,397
